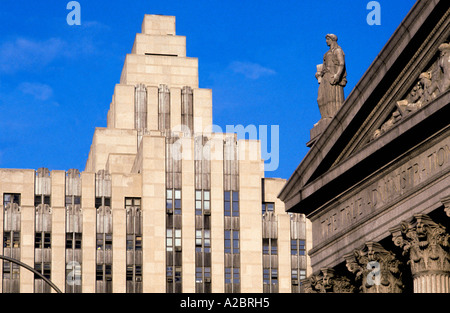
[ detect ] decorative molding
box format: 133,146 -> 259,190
390,214 -> 450,278
372,40 -> 450,140
344,242 -> 404,293
303,268 -> 355,293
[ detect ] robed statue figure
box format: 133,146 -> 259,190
315,34 -> 347,119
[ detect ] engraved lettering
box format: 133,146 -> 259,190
316,140 -> 449,241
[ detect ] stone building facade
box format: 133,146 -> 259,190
279,0 -> 450,293
0,15 -> 312,293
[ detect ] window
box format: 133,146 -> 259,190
65,196 -> 81,205
95,197 -> 110,209
271,239 -> 277,255
126,234 -> 134,251
96,265 -> 112,283
263,268 -> 270,285
3,193 -> 20,205
175,229 -> 182,249
4,231 -> 20,249
225,268 -> 232,284
233,231 -> 240,254
299,269 -> 306,280
204,191 -> 210,213
75,233 -> 82,249
271,269 -> 278,284
224,192 -> 231,216
97,233 -> 112,250
232,191 -> 239,217
66,233 -> 73,249
126,266 -> 134,281
299,240 -> 306,255
233,268 -> 240,284
166,229 -> 173,252
196,267 -> 203,284
291,239 -> 306,255
224,231 -> 231,254
35,232 -> 51,249
35,195 -> 51,207
262,202 -> 274,215
125,197 -> 142,293
135,235 -> 142,250
204,230 -> 211,248
34,263 -> 51,280
263,239 -> 269,255
196,230 -> 202,246
224,230 -> 239,254
66,233 -> 82,249
204,267 -> 211,281
44,233 -> 51,249
167,266 -> 173,281
96,265 -> 103,281
175,267 -> 182,283
174,190 -> 181,215
195,191 -> 202,216
166,190 -> 173,212
167,189 -> 181,215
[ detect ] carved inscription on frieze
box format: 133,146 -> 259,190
318,138 -> 449,241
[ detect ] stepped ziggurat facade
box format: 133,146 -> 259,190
280,0 -> 450,293
0,14 -> 312,293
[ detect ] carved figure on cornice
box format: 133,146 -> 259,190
437,42 -> 450,92
315,34 -> 347,119
399,42 -> 450,110
372,41 -> 450,141
372,110 -> 402,139
345,242 -> 404,293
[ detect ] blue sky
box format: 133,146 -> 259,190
0,0 -> 416,180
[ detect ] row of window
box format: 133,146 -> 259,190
166,189 -> 182,293
3,193 -> 307,293
224,191 -> 240,293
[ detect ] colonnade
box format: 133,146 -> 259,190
303,210 -> 450,293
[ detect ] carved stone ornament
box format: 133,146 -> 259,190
390,214 -> 450,278
372,41 -> 450,140
441,196 -> 450,218
303,268 -> 355,293
344,242 -> 404,293
315,34 -> 347,120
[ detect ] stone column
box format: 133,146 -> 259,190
302,268 -> 355,293
390,214 -> 450,293
344,242 -> 404,293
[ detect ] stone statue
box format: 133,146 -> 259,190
315,34 -> 347,119
437,42 -> 450,92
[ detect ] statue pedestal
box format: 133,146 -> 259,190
307,118 -> 331,147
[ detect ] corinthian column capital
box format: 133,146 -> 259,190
303,268 -> 355,293
390,214 -> 450,292
344,242 -> 404,293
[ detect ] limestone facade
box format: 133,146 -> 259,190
0,15 -> 311,293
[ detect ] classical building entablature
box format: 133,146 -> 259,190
279,0 -> 450,216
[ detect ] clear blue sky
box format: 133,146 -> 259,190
0,0 -> 416,180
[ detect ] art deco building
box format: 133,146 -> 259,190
0,15 -> 311,293
280,0 -> 450,293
